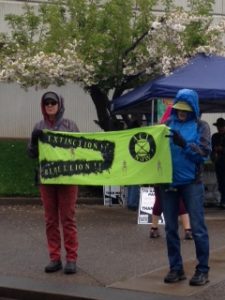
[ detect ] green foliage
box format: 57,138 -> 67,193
87,0 -> 134,87
0,140 -> 39,197
2,0 -> 159,91
1,0 -> 221,97
187,0 -> 214,15
5,4 -> 41,51
182,21 -> 208,52
160,0 -> 175,11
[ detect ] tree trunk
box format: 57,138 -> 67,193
89,85 -> 124,131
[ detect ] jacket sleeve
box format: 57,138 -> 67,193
71,121 -> 79,132
27,124 -> 39,159
63,119 -> 79,132
183,120 -> 211,164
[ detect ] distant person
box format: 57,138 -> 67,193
127,185 -> 140,211
150,188 -> 192,240
159,89 -> 211,286
28,91 -> 79,275
210,118 -> 225,209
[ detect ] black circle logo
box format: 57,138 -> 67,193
129,132 -> 156,162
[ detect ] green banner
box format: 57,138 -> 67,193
39,125 -> 172,185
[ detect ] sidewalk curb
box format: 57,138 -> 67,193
0,197 -> 103,206
0,274 -> 182,300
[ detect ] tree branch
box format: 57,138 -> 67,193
123,30 -> 149,57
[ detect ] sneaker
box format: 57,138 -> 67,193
184,229 -> 193,240
164,269 -> 186,283
45,260 -> 62,273
189,270 -> 209,286
150,227 -> 160,238
64,261 -> 77,274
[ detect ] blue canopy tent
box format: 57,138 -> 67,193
111,54 -> 225,114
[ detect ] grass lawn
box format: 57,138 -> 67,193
0,139 -> 39,197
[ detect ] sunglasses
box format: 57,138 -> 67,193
44,100 -> 58,106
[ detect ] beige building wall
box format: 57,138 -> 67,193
0,82 -> 101,138
154,0 -> 225,14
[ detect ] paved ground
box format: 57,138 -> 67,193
0,202 -> 225,299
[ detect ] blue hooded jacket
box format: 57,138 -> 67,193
168,89 -> 211,186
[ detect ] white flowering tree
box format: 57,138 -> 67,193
0,0 -> 224,130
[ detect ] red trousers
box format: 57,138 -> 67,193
153,187 -> 186,216
40,184 -> 78,262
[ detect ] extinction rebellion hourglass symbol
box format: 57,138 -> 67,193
129,132 -> 156,162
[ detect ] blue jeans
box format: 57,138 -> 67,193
127,185 -> 140,209
159,183 -> 209,273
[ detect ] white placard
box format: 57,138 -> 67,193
138,186 -> 164,225
103,186 -> 127,206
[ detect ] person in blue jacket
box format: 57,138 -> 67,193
159,89 -> 211,286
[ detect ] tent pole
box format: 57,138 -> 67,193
151,99 -> 155,125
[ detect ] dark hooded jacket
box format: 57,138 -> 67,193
28,91 -> 79,158
167,89 -> 211,186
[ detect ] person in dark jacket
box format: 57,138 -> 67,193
28,91 -> 79,274
159,89 -> 211,286
210,117 -> 225,209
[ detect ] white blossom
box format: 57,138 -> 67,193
1,8 -> 225,89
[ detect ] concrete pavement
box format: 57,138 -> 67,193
0,202 -> 225,299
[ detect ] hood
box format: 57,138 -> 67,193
41,91 -> 65,124
171,89 -> 200,121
